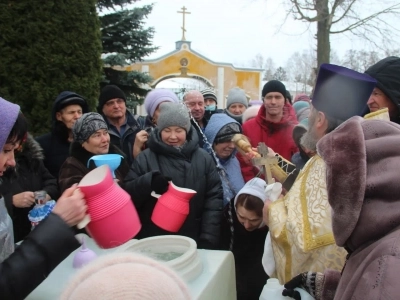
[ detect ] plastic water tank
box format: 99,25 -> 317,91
115,235 -> 203,282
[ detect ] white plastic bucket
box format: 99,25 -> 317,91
115,235 -> 203,282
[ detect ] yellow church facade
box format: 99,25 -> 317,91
122,40 -> 263,109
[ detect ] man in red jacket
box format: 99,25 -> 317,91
239,80 -> 298,182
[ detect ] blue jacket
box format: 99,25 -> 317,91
204,114 -> 245,205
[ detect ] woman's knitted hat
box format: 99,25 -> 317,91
226,87 -> 248,109
201,88 -> 218,104
72,112 -> 108,144
144,89 -> 179,117
60,252 -> 192,300
157,103 -> 191,132
0,97 -> 21,151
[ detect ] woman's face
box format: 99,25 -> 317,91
0,141 -> 20,176
236,204 -> 263,231
82,129 -> 110,154
161,126 -> 187,147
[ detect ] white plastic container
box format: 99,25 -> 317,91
260,278 -> 287,300
259,278 -> 314,300
115,235 -> 203,282
27,235 -> 236,300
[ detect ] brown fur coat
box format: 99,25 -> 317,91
317,116 -> 400,300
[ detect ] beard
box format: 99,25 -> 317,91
300,128 -> 319,152
300,112 -> 320,152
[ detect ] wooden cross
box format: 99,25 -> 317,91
177,6 -> 191,41
251,143 -> 278,184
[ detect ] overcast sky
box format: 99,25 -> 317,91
127,0 -> 398,69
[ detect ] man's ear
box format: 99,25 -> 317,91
315,111 -> 328,134
55,111 -> 62,121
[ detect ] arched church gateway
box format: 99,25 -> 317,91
124,40 -> 263,109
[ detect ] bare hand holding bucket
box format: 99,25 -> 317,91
75,165 -> 141,249
52,184 -> 87,227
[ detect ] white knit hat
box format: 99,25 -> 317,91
60,252 -> 192,300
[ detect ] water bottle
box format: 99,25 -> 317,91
259,278 -> 287,300
294,288 -> 315,300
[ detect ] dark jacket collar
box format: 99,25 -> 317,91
147,126 -> 199,160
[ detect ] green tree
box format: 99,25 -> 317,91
0,0 -> 103,135
99,2 -> 158,110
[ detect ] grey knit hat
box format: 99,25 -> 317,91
157,103 -> 191,132
226,88 -> 248,109
73,112 -> 108,144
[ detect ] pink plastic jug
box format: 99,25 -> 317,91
151,182 -> 196,232
78,165 -> 141,248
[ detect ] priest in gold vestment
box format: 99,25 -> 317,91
263,64 -> 379,284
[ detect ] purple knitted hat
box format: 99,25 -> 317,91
144,89 -> 179,117
0,97 -> 21,151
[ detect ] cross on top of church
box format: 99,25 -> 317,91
177,6 -> 191,41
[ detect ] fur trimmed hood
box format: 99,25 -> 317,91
13,133 -> 44,173
317,116 -> 400,251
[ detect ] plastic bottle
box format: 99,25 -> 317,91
294,287 -> 315,300
259,278 -> 287,300
72,237 -> 98,269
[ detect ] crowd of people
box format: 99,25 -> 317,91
0,55 -> 400,299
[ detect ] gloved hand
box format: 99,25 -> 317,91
282,271 -> 324,300
151,172 -> 171,195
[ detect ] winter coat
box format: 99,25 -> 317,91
203,114 -> 245,205
204,108 -> 224,123
36,91 -> 89,180
102,111 -> 142,165
1,134 -> 59,242
191,117 -> 208,148
58,142 -> 130,193
239,104 -> 298,181
124,126 -> 223,249
317,117 -> 400,300
0,212 -> 79,300
220,198 -> 268,300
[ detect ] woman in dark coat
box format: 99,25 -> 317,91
124,103 -> 223,249
220,178 -> 269,300
0,99 -> 86,300
59,113 -> 129,193
0,133 -> 59,242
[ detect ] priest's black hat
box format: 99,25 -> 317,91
311,64 -> 377,121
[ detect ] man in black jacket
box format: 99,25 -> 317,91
364,56 -> 400,124
97,85 -> 141,165
36,91 -> 89,180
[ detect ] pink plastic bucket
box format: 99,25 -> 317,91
151,182 -> 196,232
78,165 -> 141,248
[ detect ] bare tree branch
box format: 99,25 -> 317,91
331,4 -> 400,34
331,0 -> 357,24
289,0 -> 320,21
